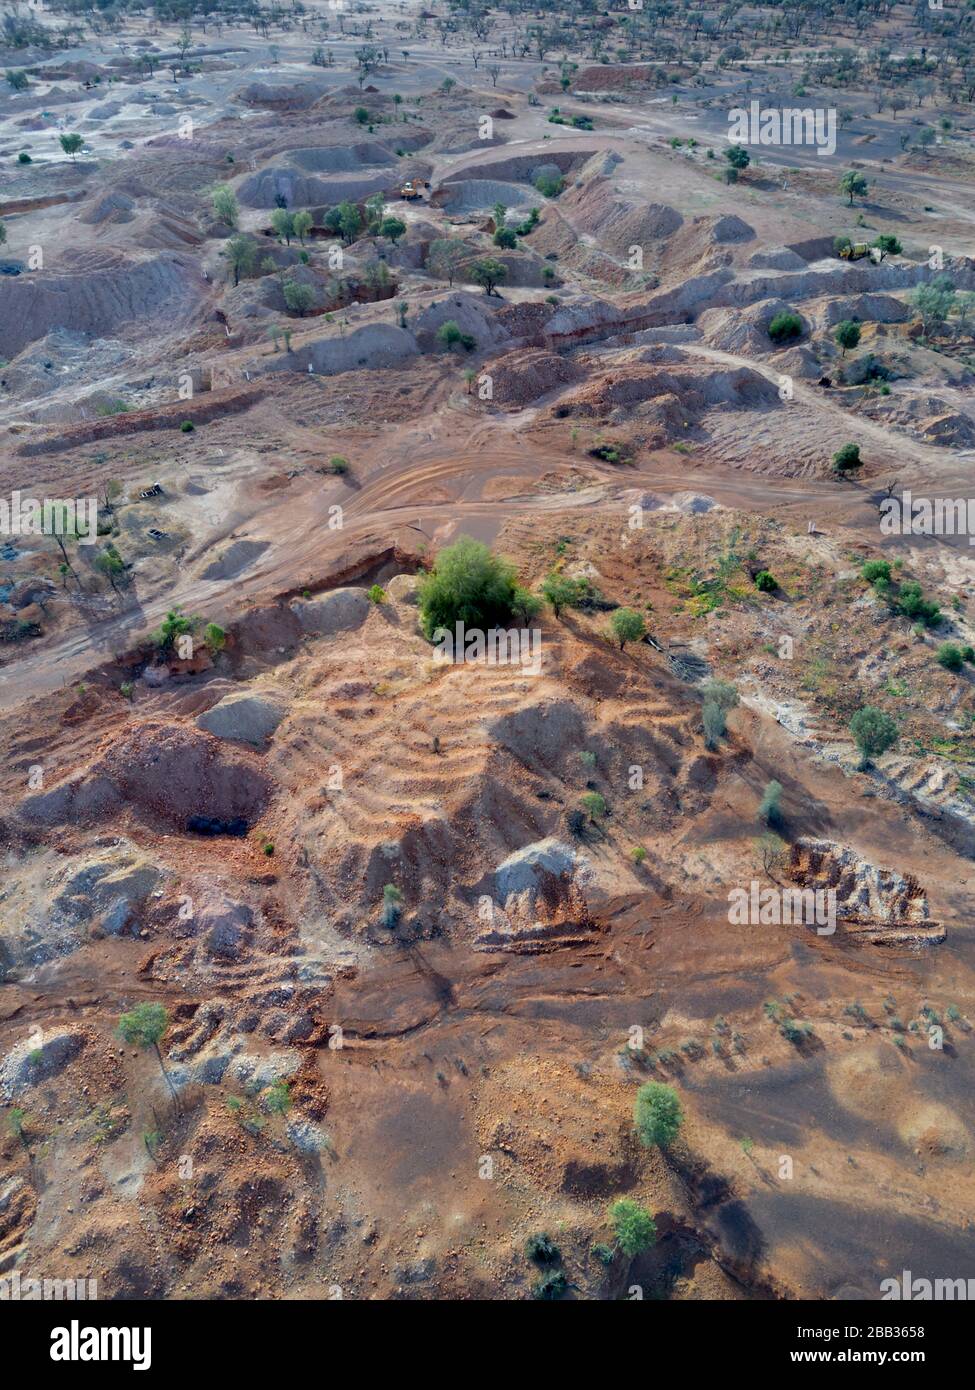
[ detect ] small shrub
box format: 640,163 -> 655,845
833,442 -> 862,472
861,560 -> 891,586
701,679 -> 739,713
609,1198 -> 657,1257
525,1233 -> 560,1264
180,420 -> 194,433
634,1082 -> 683,1148
532,1269 -> 567,1300
936,642 -> 964,672
702,701 -> 725,749
534,171 -> 565,197
768,312 -> 802,344
759,779 -> 783,825
263,1080 -> 290,1115
382,883 -> 403,928
897,580 -> 941,628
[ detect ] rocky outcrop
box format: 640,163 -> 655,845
790,838 -> 944,945
1,1029 -> 86,1098
291,587 -> 371,637
196,688 -> 288,746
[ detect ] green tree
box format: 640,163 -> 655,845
609,607 -> 646,649
292,210 -> 313,244
428,238 -> 467,286
849,706 -> 898,769
117,1003 -> 179,1111
6,69 -> 28,92
94,544 -> 126,594
225,235 -> 256,287
364,192 -> 385,232
540,571 -> 579,619
417,536 -> 519,639
609,1198 -> 657,1257
283,279 -> 315,315
0,221 -> 5,247
634,1082 -> 683,1147
580,791 -> 606,824
210,185 -> 239,228
953,292 -> 975,337
468,257 -> 507,296
270,207 -> 295,245
839,169 -> 868,205
511,586 -> 541,626
913,277 -> 956,335
151,606 -> 196,654
45,501 -> 88,580
725,143 -> 750,170
834,319 -> 861,355
59,132 -> 84,161
871,234 -> 901,261
493,225 -> 517,250
379,215 -> 406,244
335,200 -> 363,245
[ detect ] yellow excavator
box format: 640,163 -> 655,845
838,242 -> 871,260
399,179 -> 427,200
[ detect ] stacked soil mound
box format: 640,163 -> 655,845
560,176 -> 682,262
0,250 -> 199,359
698,297 -> 806,355
20,722 -> 273,832
483,348 -> 585,407
546,363 -> 778,421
